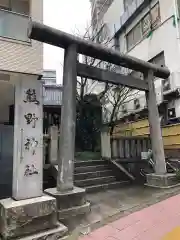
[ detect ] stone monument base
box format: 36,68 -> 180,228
45,187 -> 90,223
0,195 -> 68,240
145,173 -> 180,188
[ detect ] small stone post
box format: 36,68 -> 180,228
57,44 -> 77,192
49,125 -> 58,165
144,70 -> 166,174
101,127 -> 111,160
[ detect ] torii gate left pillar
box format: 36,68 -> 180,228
45,44 -> 90,222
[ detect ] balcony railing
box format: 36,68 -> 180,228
0,8 -> 30,42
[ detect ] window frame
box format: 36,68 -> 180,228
126,2 -> 161,51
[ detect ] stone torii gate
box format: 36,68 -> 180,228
30,22 -> 171,183
0,21 -> 171,240
28,21 -> 170,186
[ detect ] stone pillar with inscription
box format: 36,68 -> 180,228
13,76 -> 43,200
0,75 -> 68,240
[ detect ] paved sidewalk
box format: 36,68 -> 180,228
80,194 -> 180,240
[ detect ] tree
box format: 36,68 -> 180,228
75,23 -> 139,143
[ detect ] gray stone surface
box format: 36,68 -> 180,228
66,185 -> 180,235
145,70 -> 166,174
13,76 -> 43,200
18,223 -> 67,240
57,44 -> 77,192
146,173 -> 180,188
58,202 -> 90,220
49,126 -> 58,165
45,187 -> 87,210
0,195 -> 58,239
45,187 -> 90,221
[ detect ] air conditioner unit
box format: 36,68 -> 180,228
134,98 -> 140,110
163,72 -> 180,93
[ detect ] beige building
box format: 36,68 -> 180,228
0,0 -> 43,198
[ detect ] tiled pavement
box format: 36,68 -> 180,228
80,194 -> 180,240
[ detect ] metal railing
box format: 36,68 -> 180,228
0,8 -> 30,42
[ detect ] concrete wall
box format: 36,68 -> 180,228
0,0 -> 43,75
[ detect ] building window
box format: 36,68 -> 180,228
151,3 -> 161,27
127,23 -> 142,51
126,3 -> 160,50
142,13 -> 151,35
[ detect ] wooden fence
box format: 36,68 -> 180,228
111,137 -> 151,159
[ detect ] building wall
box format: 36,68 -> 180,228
0,0 -> 43,75
100,0 -> 180,120
103,0 -> 124,26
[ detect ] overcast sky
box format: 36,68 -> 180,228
43,0 -> 91,83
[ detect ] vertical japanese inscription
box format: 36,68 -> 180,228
24,113 -> 39,128
24,88 -> 40,105
24,137 -> 38,155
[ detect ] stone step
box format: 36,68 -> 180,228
58,202 -> 90,220
19,223 -> 68,240
74,165 -> 109,174
75,176 -> 116,187
74,160 -> 107,168
74,170 -> 114,181
85,180 -> 130,193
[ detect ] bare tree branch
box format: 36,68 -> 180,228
74,24 -> 139,135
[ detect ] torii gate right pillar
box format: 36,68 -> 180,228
145,70 -> 179,188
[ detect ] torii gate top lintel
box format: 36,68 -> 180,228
28,21 -> 170,80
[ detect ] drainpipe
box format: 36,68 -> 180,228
173,0 -> 180,64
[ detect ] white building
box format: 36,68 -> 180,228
0,0 -> 43,198
90,0 -> 180,124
